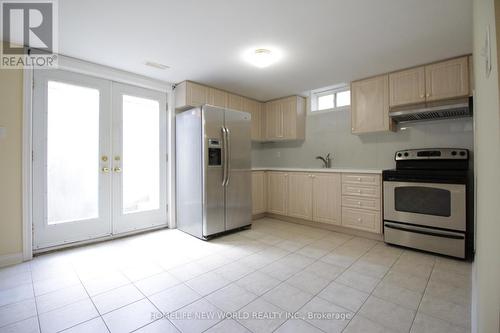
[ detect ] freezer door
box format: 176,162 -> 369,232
176,108 -> 203,238
203,106 -> 226,237
224,110 -> 252,231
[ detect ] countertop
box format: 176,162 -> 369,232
251,167 -> 382,174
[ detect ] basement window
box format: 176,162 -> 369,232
310,84 -> 350,113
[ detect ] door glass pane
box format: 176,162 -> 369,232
47,81 -> 100,224
394,186 -> 451,217
122,95 -> 160,214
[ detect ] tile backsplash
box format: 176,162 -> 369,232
252,109 -> 473,170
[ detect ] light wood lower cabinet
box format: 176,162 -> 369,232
266,172 -> 288,215
341,208 -> 381,233
287,173 -> 313,220
252,171 -> 266,214
341,173 -> 382,233
312,173 -> 341,225
255,170 -> 381,234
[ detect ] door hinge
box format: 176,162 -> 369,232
32,150 -> 34,161
166,153 -> 168,162
166,204 -> 169,213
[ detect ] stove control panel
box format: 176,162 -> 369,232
395,148 -> 468,161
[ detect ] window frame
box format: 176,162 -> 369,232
309,84 -> 351,115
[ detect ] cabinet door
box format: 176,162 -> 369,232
243,98 -> 261,141
252,172 -> 266,214
425,57 -> 469,102
227,94 -> 243,110
265,101 -> 282,140
281,97 -> 297,139
312,173 -> 341,225
389,67 -> 426,107
351,75 -> 391,134
209,88 -> 227,108
187,82 -> 209,106
287,173 -> 312,220
267,172 -> 288,215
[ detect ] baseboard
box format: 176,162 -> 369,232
0,252 -> 24,268
264,213 -> 383,241
252,213 -> 266,220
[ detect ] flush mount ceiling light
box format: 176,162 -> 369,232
145,61 -> 170,70
244,48 -> 281,68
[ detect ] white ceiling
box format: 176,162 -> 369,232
59,0 -> 472,101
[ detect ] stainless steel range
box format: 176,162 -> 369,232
382,148 -> 473,259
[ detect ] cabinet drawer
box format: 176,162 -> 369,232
342,196 -> 380,211
342,208 -> 381,233
342,173 -> 380,186
341,184 -> 380,198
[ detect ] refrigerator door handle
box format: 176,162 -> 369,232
226,127 -> 231,186
221,127 -> 228,186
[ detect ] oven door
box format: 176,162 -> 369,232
383,181 -> 466,231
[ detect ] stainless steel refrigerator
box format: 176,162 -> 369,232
176,105 -> 252,239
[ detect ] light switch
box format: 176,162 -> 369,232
0,127 -> 6,140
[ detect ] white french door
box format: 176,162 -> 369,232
33,69 -> 168,250
111,83 -> 167,234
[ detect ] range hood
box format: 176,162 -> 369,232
389,97 -> 472,124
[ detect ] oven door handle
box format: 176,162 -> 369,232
384,222 -> 465,240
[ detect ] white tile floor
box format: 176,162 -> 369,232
0,218 -> 472,333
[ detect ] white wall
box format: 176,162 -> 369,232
252,108 -> 474,170
471,0 -> 500,332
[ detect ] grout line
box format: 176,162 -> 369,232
30,267 -> 43,333
74,269 -> 111,333
407,257 -> 436,332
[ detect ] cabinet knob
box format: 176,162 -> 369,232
420,94 -> 425,99
357,189 -> 361,193
358,201 -> 361,205
357,218 -> 362,222
426,93 -> 430,97
357,177 -> 361,181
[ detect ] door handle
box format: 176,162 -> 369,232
102,167 -> 110,173
221,127 -> 228,186
226,127 -> 231,187
114,167 -> 122,173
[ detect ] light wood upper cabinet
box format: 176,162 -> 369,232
287,173 -> 313,220
208,88 -> 227,108
227,94 -> 243,111
263,96 -> 305,141
351,75 -> 392,134
389,67 -> 426,107
267,172 -> 288,216
175,81 -> 209,110
425,56 -> 469,102
312,173 -> 341,225
265,100 -> 282,140
252,171 -> 266,215
242,98 -> 263,141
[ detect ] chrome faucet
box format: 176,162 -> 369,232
316,153 -> 332,168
